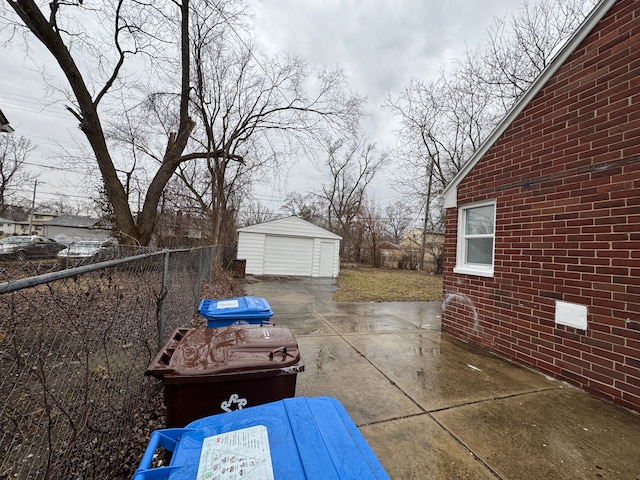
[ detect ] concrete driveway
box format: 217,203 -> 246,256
245,277 -> 640,480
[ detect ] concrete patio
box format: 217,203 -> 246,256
245,277 -> 640,480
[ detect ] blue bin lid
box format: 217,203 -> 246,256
198,296 -> 273,320
134,397 -> 389,480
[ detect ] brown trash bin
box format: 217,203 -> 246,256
147,325 -> 304,427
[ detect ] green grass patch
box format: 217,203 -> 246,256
334,265 -> 443,302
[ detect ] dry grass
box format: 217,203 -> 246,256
334,265 -> 443,302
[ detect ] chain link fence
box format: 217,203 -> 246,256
0,246 -> 231,479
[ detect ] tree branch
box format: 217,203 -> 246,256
178,151 -> 244,164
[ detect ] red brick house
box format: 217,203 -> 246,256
442,0 -> 640,412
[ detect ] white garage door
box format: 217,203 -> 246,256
263,236 -> 313,276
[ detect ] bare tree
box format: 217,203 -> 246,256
385,71 -> 494,198
280,192 -> 327,227
385,0 -> 595,266
0,134 -> 34,216
386,73 -> 493,268
471,0 -> 597,111
164,148 -> 255,243
4,0 -> 195,244
318,135 -> 386,260
3,0 -> 363,245
238,200 -> 273,227
384,199 -> 414,244
359,199 -> 386,267
37,196 -> 85,216
183,8 -> 362,244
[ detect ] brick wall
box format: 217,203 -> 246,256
442,0 -> 640,412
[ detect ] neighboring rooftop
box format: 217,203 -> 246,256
0,109 -> 14,133
46,215 -> 101,228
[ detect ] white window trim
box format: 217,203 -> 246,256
454,199 -> 496,278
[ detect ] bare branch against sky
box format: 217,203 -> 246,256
0,0 -> 595,227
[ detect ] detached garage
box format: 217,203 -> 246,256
237,217 -> 341,278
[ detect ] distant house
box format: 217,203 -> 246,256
379,240 -> 402,267
398,227 -> 444,272
45,215 -> 112,244
0,109 -> 14,133
237,216 -> 341,278
441,0 -> 640,412
0,217 -> 15,236
12,212 -> 58,236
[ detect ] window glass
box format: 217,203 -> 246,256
465,205 -> 494,235
466,238 -> 493,264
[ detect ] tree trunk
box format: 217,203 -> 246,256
133,0 -> 195,245
8,0 -> 138,240
211,158 -> 228,245
7,0 -> 195,246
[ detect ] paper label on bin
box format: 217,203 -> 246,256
216,299 -> 240,309
196,425 -> 274,480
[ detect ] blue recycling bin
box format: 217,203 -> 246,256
133,396 -> 390,480
197,296 -> 273,328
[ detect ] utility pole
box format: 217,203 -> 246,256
28,180 -> 38,235
419,158 -> 435,270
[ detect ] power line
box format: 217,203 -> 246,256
22,134 -> 84,151
22,161 -> 89,175
10,188 -> 94,202
0,93 -> 73,121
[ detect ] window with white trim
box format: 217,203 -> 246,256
454,200 -> 496,277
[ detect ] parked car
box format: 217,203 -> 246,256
57,240 -> 118,267
0,235 -> 66,261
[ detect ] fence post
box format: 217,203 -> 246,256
158,250 -> 170,351
209,246 -> 216,286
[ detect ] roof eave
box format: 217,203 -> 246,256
442,0 -> 617,208
0,109 -> 13,133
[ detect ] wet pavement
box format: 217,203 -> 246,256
245,277 -> 640,480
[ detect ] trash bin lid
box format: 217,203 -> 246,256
133,397 -> 390,480
198,296 -> 273,319
147,326 -> 300,377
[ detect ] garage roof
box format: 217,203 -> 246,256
46,215 -> 101,228
238,216 -> 341,240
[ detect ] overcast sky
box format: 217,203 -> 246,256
0,0 -> 537,216
254,0 -> 522,112
250,0 -> 536,210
